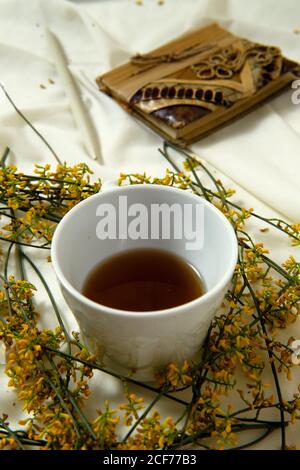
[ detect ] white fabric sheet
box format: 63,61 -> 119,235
0,0 -> 300,449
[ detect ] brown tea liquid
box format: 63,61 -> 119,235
82,248 -> 204,312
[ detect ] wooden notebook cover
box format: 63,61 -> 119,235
96,23 -> 300,146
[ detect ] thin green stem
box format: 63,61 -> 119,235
227,427 -> 274,450
0,83 -> 62,165
0,429 -> 46,447
170,421 -> 283,449
3,243 -> 14,317
40,365 -> 82,441
0,419 -> 25,450
0,147 -> 10,168
22,253 -> 71,348
0,236 -> 50,250
243,274 -> 286,450
122,388 -> 166,443
45,352 -> 97,441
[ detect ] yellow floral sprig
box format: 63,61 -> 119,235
0,143 -> 299,450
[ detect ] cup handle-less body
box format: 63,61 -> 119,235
51,183 -> 238,382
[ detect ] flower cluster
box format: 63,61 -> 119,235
118,169 -> 191,189
0,162 -> 101,249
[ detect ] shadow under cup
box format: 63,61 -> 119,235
51,184 -> 238,381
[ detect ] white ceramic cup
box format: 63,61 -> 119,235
51,183 -> 238,381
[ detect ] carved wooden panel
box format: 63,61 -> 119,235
97,24 -> 300,145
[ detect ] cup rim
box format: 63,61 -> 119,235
51,183 -> 238,318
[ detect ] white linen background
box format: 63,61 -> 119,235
0,0 -> 300,449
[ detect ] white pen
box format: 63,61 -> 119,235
45,28 -> 100,161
